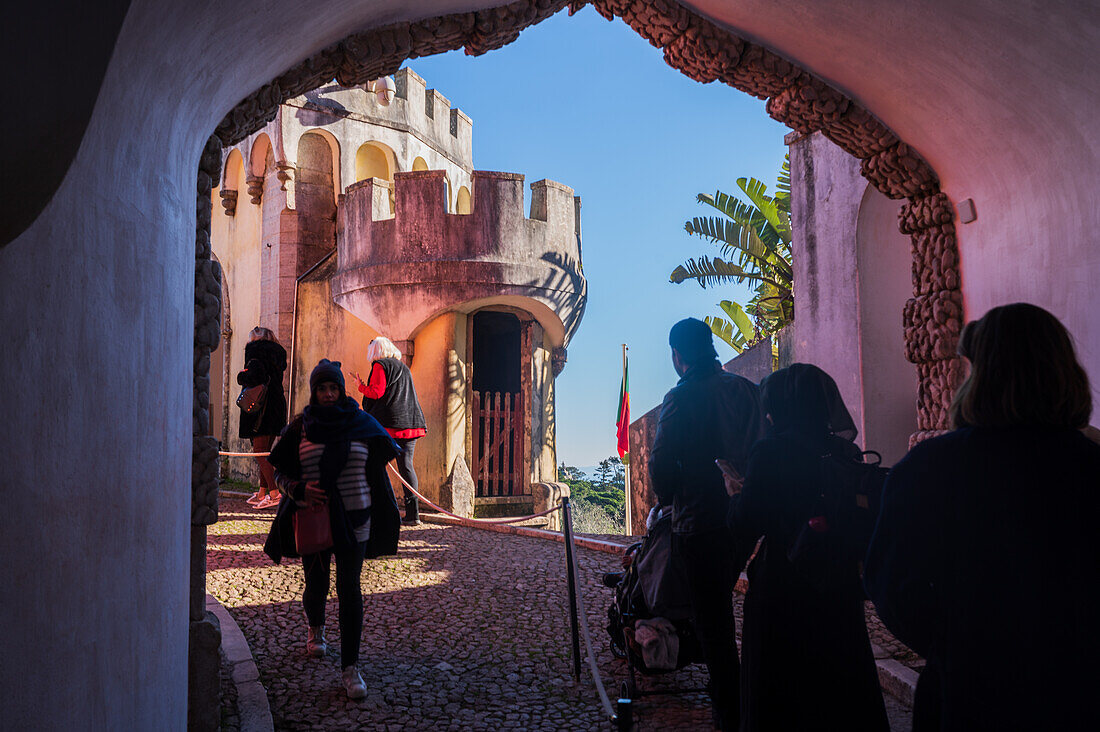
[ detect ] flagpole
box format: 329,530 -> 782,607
622,343 -> 631,536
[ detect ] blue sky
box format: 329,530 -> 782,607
408,7 -> 788,468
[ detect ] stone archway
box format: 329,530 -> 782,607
189,1 -> 965,692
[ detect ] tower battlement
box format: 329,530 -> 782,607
333,168 -> 586,347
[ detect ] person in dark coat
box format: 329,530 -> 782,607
864,303 -> 1100,731
236,326 -> 288,508
649,318 -> 764,731
263,359 -> 401,700
726,363 -> 889,732
352,336 -> 427,525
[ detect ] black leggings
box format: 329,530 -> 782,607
395,437 -> 419,499
301,544 -> 364,667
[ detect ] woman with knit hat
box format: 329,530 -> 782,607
264,359 -> 401,699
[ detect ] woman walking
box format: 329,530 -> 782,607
727,363 -> 889,731
865,303 -> 1100,730
264,359 -> 401,699
236,326 -> 287,509
353,336 -> 427,525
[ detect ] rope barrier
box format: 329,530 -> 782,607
221,448 -> 623,723
385,464 -> 563,525
218,450 -> 561,525
562,498 -> 619,724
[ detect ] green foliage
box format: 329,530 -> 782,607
558,458 -> 626,532
670,156 -> 794,354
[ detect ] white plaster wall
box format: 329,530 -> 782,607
856,187 -> 918,465
787,133 -> 868,440
0,0 -> 502,727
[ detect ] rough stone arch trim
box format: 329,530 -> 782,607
204,0 -> 962,444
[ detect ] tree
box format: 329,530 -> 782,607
669,156 -> 794,353
592,456 -> 625,488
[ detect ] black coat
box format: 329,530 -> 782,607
864,426 -> 1100,731
262,414 -> 401,562
648,361 -> 763,535
728,430 -> 889,732
362,357 -> 426,432
236,339 -> 288,439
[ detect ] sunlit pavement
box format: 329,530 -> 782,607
209,496 -> 913,730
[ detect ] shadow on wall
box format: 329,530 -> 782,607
533,250 -> 587,343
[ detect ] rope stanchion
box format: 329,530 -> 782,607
563,496 -> 619,725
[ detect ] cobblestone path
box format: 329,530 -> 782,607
209,497 -> 912,730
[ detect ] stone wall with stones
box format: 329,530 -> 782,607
190,134 -> 224,732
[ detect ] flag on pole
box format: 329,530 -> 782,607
616,352 -> 630,461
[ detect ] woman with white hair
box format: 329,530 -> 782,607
353,336 -> 427,525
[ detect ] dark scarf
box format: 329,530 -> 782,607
265,397 -> 401,561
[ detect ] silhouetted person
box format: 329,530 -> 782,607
263,359 -> 401,699
649,318 -> 763,731
726,363 -> 889,731
865,303 -> 1100,731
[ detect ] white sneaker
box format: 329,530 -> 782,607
342,665 -> 367,699
306,626 -> 327,658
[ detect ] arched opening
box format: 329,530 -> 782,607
470,310 -> 524,500
455,185 -> 471,215
354,141 -> 395,183
8,2 -> 1096,729
295,132 -> 338,275
219,149 -> 244,216
856,185 -> 919,465
411,156 -> 429,172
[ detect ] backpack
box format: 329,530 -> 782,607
786,448 -> 889,596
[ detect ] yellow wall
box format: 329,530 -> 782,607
293,283 -> 462,505
292,271 -> 380,418
407,313 -> 460,505
211,171 -> 263,473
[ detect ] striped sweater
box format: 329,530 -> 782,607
279,438 -> 372,542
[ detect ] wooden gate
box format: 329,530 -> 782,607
471,390 -> 525,496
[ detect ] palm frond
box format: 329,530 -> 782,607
705,315 -> 750,354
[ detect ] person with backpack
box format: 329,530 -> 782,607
864,303 -> 1100,731
649,318 -> 764,731
236,326 -> 288,509
726,363 -> 889,731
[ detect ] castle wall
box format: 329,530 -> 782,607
334,170 -> 586,348
281,68 -> 473,209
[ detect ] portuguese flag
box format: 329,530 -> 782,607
616,357 -> 630,461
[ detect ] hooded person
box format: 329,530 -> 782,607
726,363 -> 888,731
262,359 -> 401,700
648,317 -> 764,731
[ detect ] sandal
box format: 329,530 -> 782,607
245,492 -> 263,505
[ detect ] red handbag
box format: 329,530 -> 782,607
293,502 -> 333,555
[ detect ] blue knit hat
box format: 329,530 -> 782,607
309,359 -> 345,393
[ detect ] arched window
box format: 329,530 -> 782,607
411,156 -> 429,172
456,185 -> 472,215
355,142 -> 394,183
